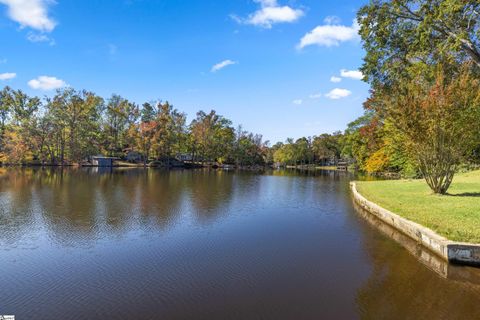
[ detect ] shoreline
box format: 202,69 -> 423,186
0,163 -> 351,171
0,162 -> 272,170
350,181 -> 480,267
353,201 -> 480,283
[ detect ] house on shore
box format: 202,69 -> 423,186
176,153 -> 193,162
91,156 -> 118,167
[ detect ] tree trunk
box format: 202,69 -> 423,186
418,156 -> 456,195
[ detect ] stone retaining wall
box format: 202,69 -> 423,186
350,182 -> 480,266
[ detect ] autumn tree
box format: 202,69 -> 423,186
0,129 -> 31,164
189,110 -> 234,163
152,101 -> 186,162
139,121 -> 156,163
385,65 -> 480,193
354,0 -> 480,180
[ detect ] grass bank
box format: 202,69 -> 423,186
355,170 -> 480,243
315,166 -> 337,170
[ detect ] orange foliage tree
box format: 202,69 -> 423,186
386,64 -> 480,194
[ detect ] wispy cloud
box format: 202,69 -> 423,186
330,76 -> 341,83
323,15 -> 341,25
0,72 -> 16,80
0,0 -> 56,32
231,0 -> 304,29
309,93 -> 321,99
211,60 -> 237,73
340,69 -> 363,80
28,76 -> 66,90
292,99 -> 303,105
27,32 -> 55,45
297,19 -> 359,49
325,88 -> 351,100
0,58 -> 7,64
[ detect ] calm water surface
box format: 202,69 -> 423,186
1,168 -> 480,319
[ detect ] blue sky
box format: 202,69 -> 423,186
0,0 -> 370,143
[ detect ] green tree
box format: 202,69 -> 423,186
0,87 -> 13,153
313,133 -> 342,165
232,126 -> 267,166
3,89 -> 41,162
104,94 -> 138,156
10,89 -> 40,125
358,0 -> 480,89
141,102 -> 156,122
47,88 -> 104,163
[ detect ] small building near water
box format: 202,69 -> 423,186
92,156 -> 117,167
336,161 -> 348,171
176,153 -> 193,162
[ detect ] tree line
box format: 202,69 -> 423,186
0,85 -> 353,168
0,87 -> 272,167
350,0 -> 480,193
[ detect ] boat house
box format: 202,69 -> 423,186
92,156 -> 117,167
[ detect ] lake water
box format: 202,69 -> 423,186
1,168 -> 480,319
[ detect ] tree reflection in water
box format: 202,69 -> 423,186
354,203 -> 480,320
0,168 -> 242,246
1,168 -> 480,319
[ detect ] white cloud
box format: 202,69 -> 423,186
232,0 -> 304,28
27,31 -> 55,45
325,88 -> 351,100
298,19 -> 359,49
340,69 -> 363,80
323,15 -> 341,25
28,76 -> 66,90
247,6 -> 304,28
0,0 -> 56,32
309,93 -> 321,99
211,60 -> 237,72
293,99 -> 303,105
0,72 -> 16,80
330,76 -> 342,83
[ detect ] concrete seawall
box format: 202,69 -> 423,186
350,182 -> 480,266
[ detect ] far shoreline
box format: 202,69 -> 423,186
0,162 -> 274,171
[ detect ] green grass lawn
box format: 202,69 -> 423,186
355,170 -> 480,243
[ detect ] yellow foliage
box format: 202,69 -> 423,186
1,129 -> 33,164
364,147 -> 390,173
